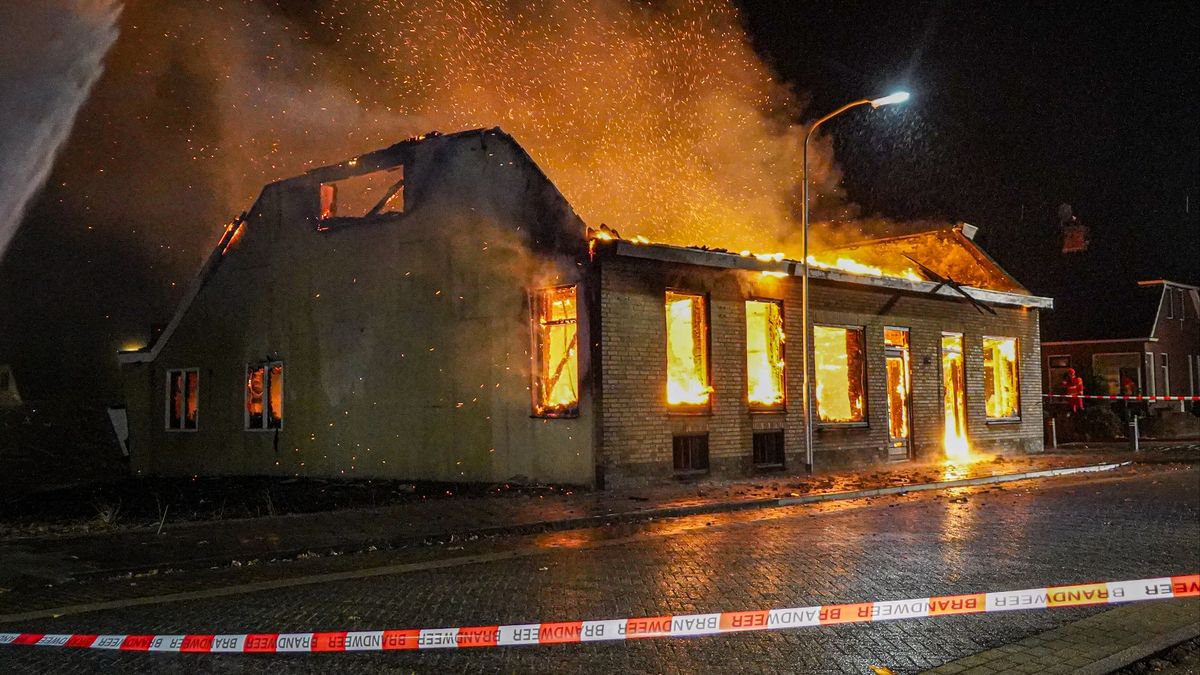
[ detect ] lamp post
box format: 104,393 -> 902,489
802,91 -> 910,473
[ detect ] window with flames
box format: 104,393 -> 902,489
746,300 -> 785,408
813,325 -> 866,424
246,362 -> 284,430
532,286 -> 579,416
983,337 -> 1020,419
665,291 -> 711,408
166,368 -> 199,431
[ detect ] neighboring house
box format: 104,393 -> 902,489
118,128 -> 1051,487
0,364 -> 21,406
1041,279 -> 1200,409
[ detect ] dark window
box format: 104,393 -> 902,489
672,434 -> 709,473
752,431 -> 785,468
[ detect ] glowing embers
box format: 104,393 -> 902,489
166,368 -> 199,430
813,325 -> 866,423
941,333 -> 970,459
806,255 -> 923,282
246,362 -> 284,429
983,337 -> 1020,419
883,328 -> 911,452
319,165 -> 404,222
532,285 -> 579,416
665,291 -> 712,407
745,300 -> 784,408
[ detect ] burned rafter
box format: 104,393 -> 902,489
903,255 -> 998,315
366,173 -> 405,217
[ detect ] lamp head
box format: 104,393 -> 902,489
870,91 -> 910,108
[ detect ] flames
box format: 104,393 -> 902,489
983,337 -> 1019,419
745,300 -> 785,407
806,254 -> 922,282
813,325 -> 865,423
534,286 -> 580,415
884,328 -> 911,445
665,291 -> 712,406
591,231 -> 929,284
941,334 -> 970,461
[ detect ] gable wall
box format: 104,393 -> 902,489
123,132 -> 595,484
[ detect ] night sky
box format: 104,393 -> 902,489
1,0 -> 1196,402
740,0 -> 1198,287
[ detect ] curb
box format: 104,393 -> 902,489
1077,621 -> 1200,675
72,460 -> 1133,582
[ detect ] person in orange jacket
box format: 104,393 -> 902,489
1063,368 -> 1085,413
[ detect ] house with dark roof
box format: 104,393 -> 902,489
117,128 -> 1052,487
1041,279 -> 1200,408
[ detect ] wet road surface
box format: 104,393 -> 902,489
1,465 -> 1197,673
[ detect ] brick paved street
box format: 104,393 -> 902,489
0,465 -> 1196,673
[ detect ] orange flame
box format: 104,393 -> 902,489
941,334 -> 971,461
746,300 -> 784,407
665,291 -> 712,406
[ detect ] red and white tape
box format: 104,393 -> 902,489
1,574 -> 1196,653
1045,394 -> 1199,401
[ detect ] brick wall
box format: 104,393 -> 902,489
598,255 -> 1044,486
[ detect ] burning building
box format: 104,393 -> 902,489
118,129 -> 1051,486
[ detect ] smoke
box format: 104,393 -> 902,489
0,0 -> 120,262
1,0 -> 922,401
142,0 -> 874,255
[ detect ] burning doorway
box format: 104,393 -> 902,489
941,333 -> 969,459
884,328 -> 912,461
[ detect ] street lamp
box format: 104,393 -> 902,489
801,91 -> 910,473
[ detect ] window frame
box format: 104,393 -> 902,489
316,165 -> 405,227
745,298 -> 786,412
672,433 -> 710,475
752,430 -> 786,469
245,361 -> 284,431
530,284 -> 581,418
982,335 -> 1021,422
664,289 -> 713,414
1091,352 -> 1142,395
164,368 -> 200,432
812,323 -> 869,427
940,331 -> 969,436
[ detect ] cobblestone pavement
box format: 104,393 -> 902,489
0,465 -> 1196,674
0,451 -> 1153,588
923,598 -> 1200,674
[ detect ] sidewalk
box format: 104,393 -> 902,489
0,449 -> 1188,589
922,597 -> 1200,674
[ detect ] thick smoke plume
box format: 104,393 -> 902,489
150,0 -> 871,255
1,0 -> 916,401
0,0 -> 120,262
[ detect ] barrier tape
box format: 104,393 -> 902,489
1044,394 -> 1199,401
1,574 -> 1196,654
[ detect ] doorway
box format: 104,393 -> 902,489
884,328 -> 912,461
942,333 -> 969,459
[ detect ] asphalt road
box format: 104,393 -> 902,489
1,465 -> 1197,674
